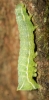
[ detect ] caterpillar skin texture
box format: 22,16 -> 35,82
15,3 -> 40,90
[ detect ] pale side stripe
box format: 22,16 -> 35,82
26,34 -> 36,89
21,8 -> 25,21
19,82 -> 24,90
27,54 -> 35,89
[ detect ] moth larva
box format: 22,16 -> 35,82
15,3 -> 40,90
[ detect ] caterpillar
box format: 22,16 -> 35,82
15,3 -> 40,90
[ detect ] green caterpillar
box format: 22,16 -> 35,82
15,3 -> 40,90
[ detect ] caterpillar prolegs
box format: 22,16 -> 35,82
15,3 -> 40,90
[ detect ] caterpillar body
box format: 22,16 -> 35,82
15,3 -> 40,90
